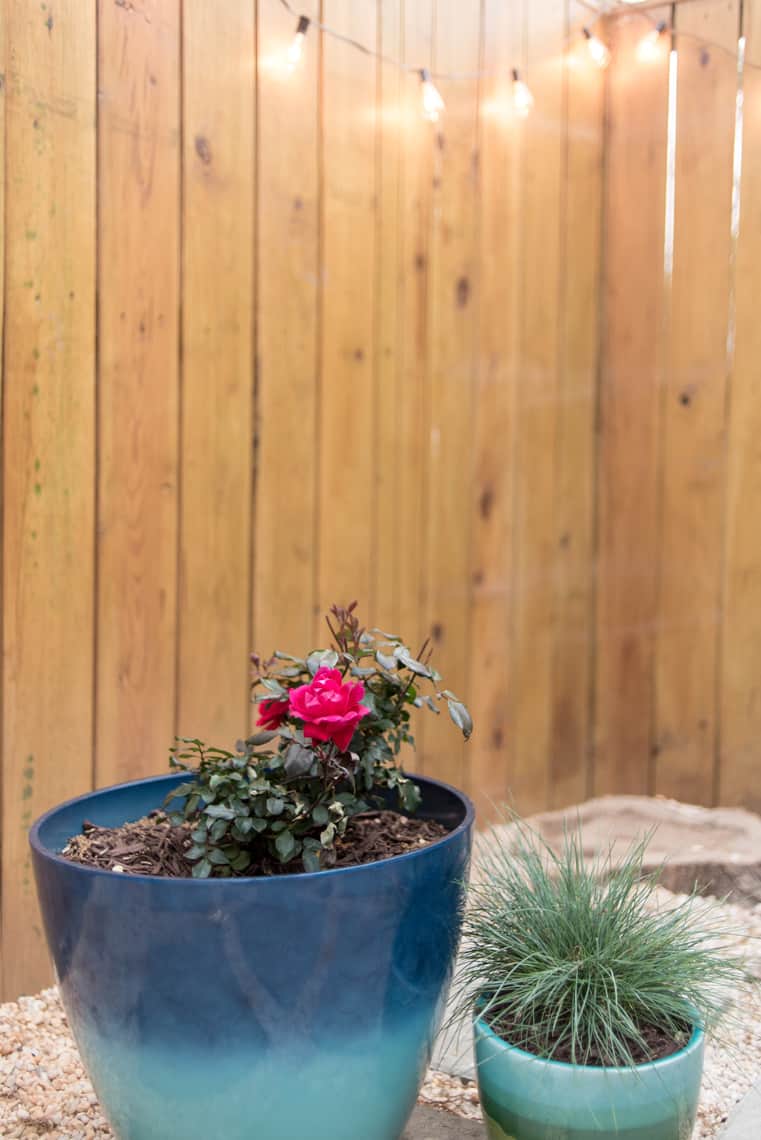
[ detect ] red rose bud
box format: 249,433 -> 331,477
256,697 -> 290,731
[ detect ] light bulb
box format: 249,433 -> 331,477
420,68 -> 445,123
583,27 -> 611,70
637,22 -> 668,64
511,69 -> 534,118
287,15 -> 310,68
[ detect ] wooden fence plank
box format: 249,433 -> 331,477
318,0 -> 377,621
96,0 -> 180,785
419,0 -> 482,789
508,0 -> 566,814
656,0 -> 739,804
254,0 -> 321,661
179,0 -> 255,746
549,3 -> 605,810
720,0 -> 761,809
595,9 -> 670,796
2,0 -> 95,998
467,0 -> 523,812
395,3 -> 434,663
372,0 -> 403,631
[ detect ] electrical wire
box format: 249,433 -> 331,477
276,0 -> 759,80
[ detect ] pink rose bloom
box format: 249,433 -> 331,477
289,667 -> 371,753
256,697 -> 290,731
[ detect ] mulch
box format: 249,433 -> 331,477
61,809 -> 448,879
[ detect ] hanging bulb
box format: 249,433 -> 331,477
420,68 -> 445,123
511,69 -> 534,118
287,15 -> 310,68
637,22 -> 668,64
583,27 -> 611,70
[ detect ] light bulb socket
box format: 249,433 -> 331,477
512,67 -> 520,82
296,15 -> 310,35
656,20 -> 668,34
583,27 -> 592,40
420,67 -> 431,83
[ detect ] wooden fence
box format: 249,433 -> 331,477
1,0 -> 758,998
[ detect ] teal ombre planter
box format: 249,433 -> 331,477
474,1014 -> 705,1140
30,772 -> 473,1140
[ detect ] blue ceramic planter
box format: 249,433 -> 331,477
474,1014 -> 705,1140
30,772 -> 473,1140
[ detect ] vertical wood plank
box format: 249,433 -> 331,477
419,0 -> 481,789
254,0 -> 320,659
467,0 -> 522,811
373,0 -> 403,631
179,1 -> 255,745
2,0 -> 95,997
595,9 -> 670,796
395,3 -> 434,660
656,1 -> 739,804
508,0 -> 566,813
720,0 -> 761,808
318,0 -> 377,619
97,0 -> 180,785
549,3 -> 604,809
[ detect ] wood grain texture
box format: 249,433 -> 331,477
96,0 -> 180,785
656,1 -> 739,803
720,0 -> 761,808
179,0 -> 255,745
395,2 -> 435,662
467,0 -> 523,813
2,0 -> 96,998
318,0 -> 377,621
419,0 -> 482,790
508,0 -> 566,814
549,3 -> 605,810
254,0 -> 321,661
595,9 -> 671,796
372,0 -> 403,632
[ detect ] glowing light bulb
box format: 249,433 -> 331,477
511,69 -> 534,118
420,68 -> 445,123
583,27 -> 611,70
637,22 -> 668,64
287,15 -> 310,68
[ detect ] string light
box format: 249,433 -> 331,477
287,15 -> 310,68
637,21 -> 668,63
420,68 -> 445,123
583,26 -> 611,70
511,69 -> 534,118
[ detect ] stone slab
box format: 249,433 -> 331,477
477,796 -> 761,903
720,1081 -> 761,1139
404,1105 -> 486,1138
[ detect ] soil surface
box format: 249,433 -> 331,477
61,809 -> 448,878
485,1008 -> 688,1066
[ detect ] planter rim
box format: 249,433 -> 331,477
474,1010 -> 704,1074
30,769 -> 475,886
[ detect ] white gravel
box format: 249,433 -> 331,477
1,889 -> 760,1138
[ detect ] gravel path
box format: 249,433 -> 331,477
1,890 -> 759,1139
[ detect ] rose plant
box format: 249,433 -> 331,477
166,603 -> 472,876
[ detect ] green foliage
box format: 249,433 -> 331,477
450,816 -> 750,1067
166,603 -> 471,876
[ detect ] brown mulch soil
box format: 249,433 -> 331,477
485,1007 -> 689,1066
61,809 -> 448,879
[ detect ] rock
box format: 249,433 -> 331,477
477,796 -> 761,904
404,1105 -> 485,1138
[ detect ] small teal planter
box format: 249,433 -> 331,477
474,1013 -> 705,1140
30,772 -> 473,1140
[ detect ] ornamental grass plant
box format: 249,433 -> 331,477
452,816 -> 751,1068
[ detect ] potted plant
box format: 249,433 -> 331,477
451,818 -> 749,1140
30,605 -> 474,1140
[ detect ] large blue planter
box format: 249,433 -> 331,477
474,1013 -> 705,1140
30,772 -> 473,1140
